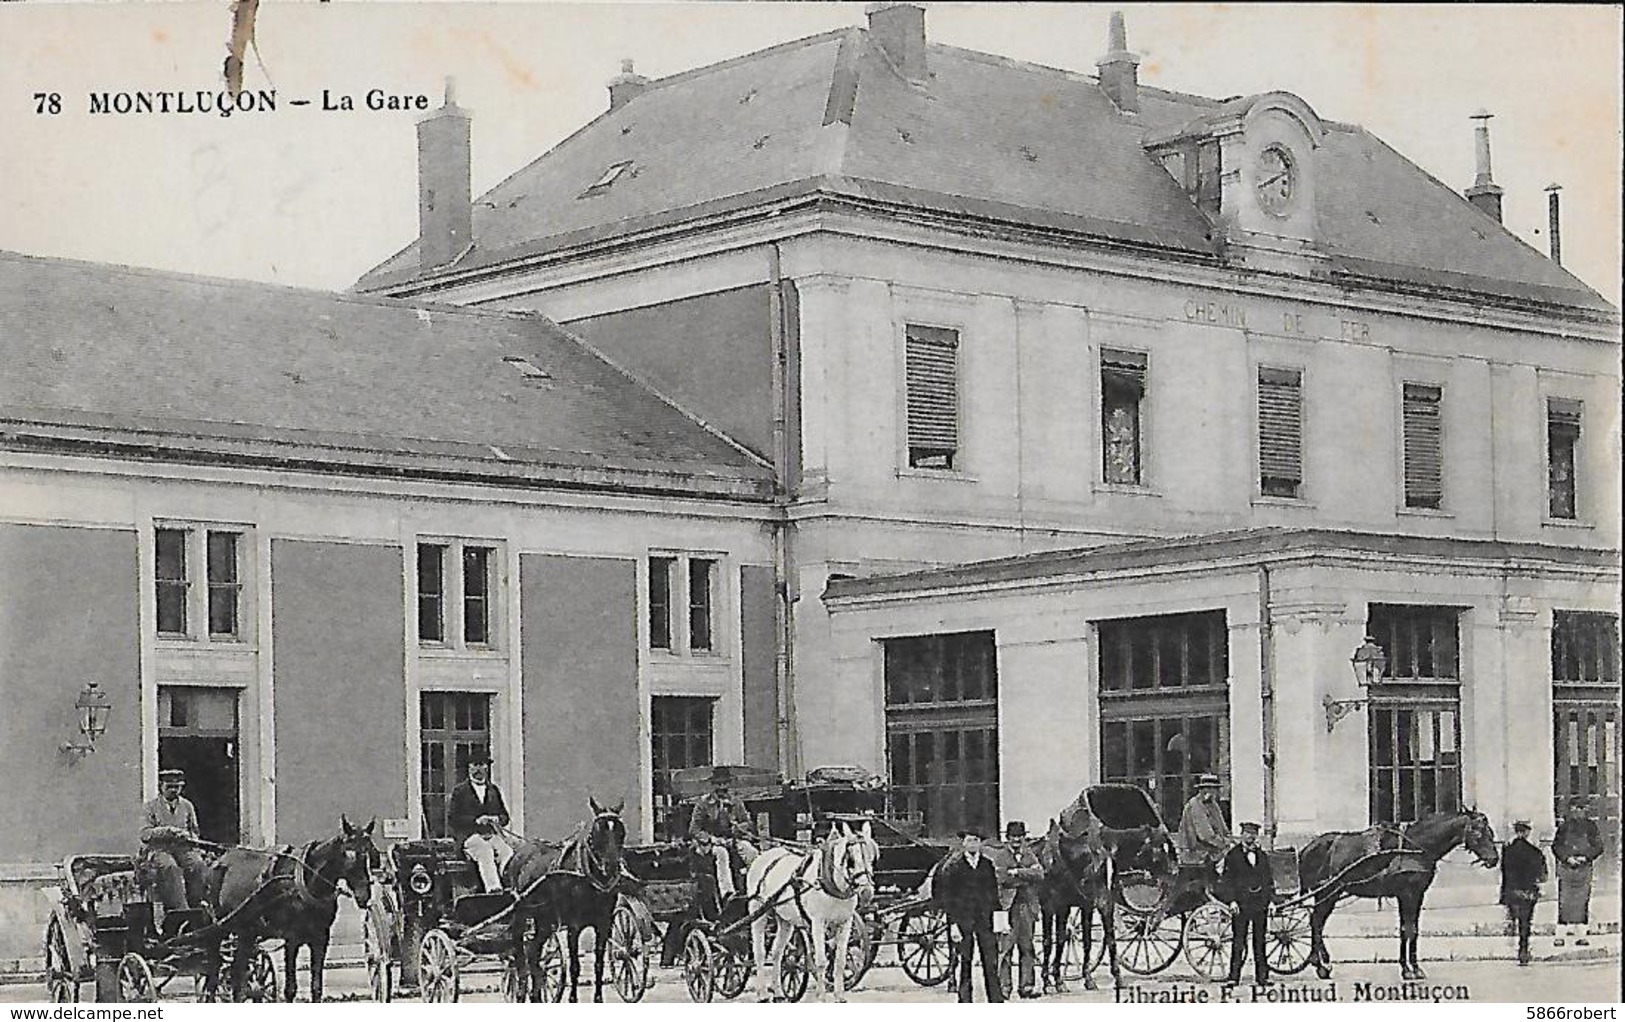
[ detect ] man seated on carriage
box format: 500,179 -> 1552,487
1178,774 -> 1232,872
688,770 -> 757,902
447,751 -> 513,893
138,768 -> 211,932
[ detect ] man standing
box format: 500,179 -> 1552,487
1179,775 -> 1231,868
997,821 -> 1044,999
1552,797 -> 1605,946
1499,820 -> 1548,966
447,751 -> 512,892
937,828 -> 1005,1003
1219,821 -> 1274,987
688,771 -> 756,900
139,768 -> 210,932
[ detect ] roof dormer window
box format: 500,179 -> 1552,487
1153,138 -> 1222,219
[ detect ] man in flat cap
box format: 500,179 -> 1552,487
447,750 -> 512,892
138,768 -> 210,929
689,769 -> 757,901
1219,821 -> 1274,987
1499,820 -> 1548,966
1179,774 -> 1231,869
1552,797 -> 1605,946
936,826 -> 1004,1002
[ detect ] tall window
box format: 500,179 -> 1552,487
1258,366 -> 1303,498
651,696 -> 716,840
1098,611 -> 1229,826
419,692 -> 491,839
416,539 -> 499,649
1547,398 -> 1582,520
648,553 -> 720,656
884,631 -> 999,838
1367,605 -> 1462,823
156,528 -> 189,636
1402,383 -> 1444,509
904,324 -> 959,469
155,526 -> 245,641
1101,350 -> 1147,486
1552,611 -> 1621,859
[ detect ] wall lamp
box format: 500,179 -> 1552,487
61,681 -> 113,761
1324,637 -> 1388,733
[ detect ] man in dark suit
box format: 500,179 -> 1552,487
447,750 -> 512,891
1500,820 -> 1548,965
936,827 -> 1005,1003
1219,821 -> 1274,986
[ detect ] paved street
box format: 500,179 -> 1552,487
5,954 -> 1617,1005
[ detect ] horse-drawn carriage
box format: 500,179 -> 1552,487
366,832 -> 647,1003
42,853 -> 276,1003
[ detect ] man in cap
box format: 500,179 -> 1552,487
1219,821 -> 1274,987
447,750 -> 512,892
1179,774 -> 1231,869
1552,797 -> 1605,946
996,821 -> 1044,999
1499,820 -> 1548,966
139,768 -> 210,929
688,769 -> 757,901
936,827 -> 1005,1003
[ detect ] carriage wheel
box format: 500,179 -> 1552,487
361,906 -> 392,1002
45,917 -> 81,1003
116,954 -> 157,1003
1117,909 -> 1183,975
1182,903 -> 1233,981
897,907 -> 953,987
240,947 -> 277,1003
418,928 -> 459,1003
682,929 -> 716,1003
535,929 -> 567,1003
779,928 -> 811,1003
608,904 -> 650,1002
826,917 -> 873,990
1266,902 -> 1314,975
714,943 -> 753,1002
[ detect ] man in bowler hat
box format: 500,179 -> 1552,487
997,820 -> 1045,998
1219,821 -> 1274,986
447,750 -> 512,891
936,826 -> 1005,1002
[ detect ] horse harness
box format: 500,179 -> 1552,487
742,837 -> 871,933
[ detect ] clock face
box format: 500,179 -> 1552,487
1255,145 -> 1296,217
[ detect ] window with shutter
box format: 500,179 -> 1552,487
1258,366 -> 1303,498
1101,350 -> 1147,485
905,324 -> 959,469
1547,398 -> 1582,520
1402,383 -> 1444,509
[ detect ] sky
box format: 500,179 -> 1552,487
0,3 -> 1619,304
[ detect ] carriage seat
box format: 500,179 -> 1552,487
451,890 -> 515,927
390,838 -> 481,892
68,856 -> 140,918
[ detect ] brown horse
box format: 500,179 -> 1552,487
205,816 -> 377,1001
503,798 -> 628,1003
1037,817 -> 1175,992
1298,808 -> 1498,980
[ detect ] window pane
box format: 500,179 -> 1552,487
464,546 -> 492,645
206,532 -> 240,637
417,544 -> 446,643
689,558 -> 714,651
649,557 -> 674,650
155,529 -> 188,635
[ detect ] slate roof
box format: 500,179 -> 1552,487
356,25 -> 1612,317
0,250 -> 773,499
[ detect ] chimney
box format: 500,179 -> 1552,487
1096,11 -> 1140,113
608,58 -> 650,112
1545,183 -> 1562,264
1464,110 -> 1504,223
867,3 -> 927,82
416,78 -> 472,271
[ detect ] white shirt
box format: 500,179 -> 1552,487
472,781 -> 489,803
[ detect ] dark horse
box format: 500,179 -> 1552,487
1299,808 -> 1498,980
504,798 -> 627,1002
1037,817 -> 1175,992
205,816 -> 377,1001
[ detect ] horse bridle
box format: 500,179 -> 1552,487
574,810 -> 625,894
823,833 -> 876,899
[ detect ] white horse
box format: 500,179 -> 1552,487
747,820 -> 879,1002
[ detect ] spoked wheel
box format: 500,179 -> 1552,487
243,947 -> 278,1003
682,929 -> 716,1003
779,928 -> 811,1003
609,903 -> 649,1003
117,954 -> 157,1003
1183,902 -> 1233,981
501,959 -> 522,1003
537,929 -> 567,1003
826,917 -> 874,990
361,906 -> 392,1002
44,917 -> 81,1003
1117,908 -> 1183,975
418,928 -> 459,1003
1266,902 -> 1314,975
714,943 -> 753,1002
897,906 -> 953,986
